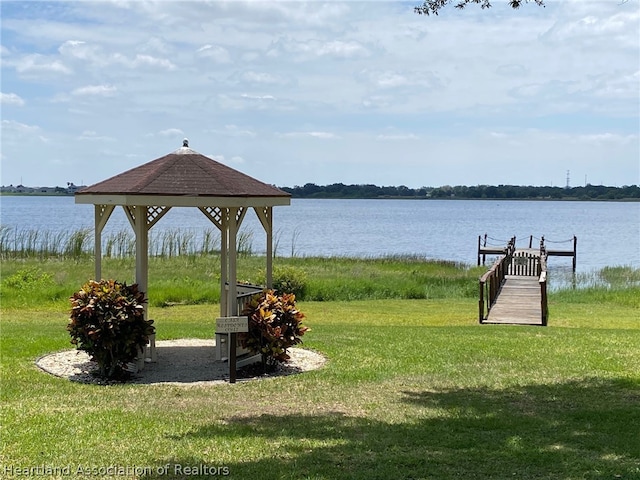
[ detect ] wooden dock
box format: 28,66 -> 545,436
479,245 -> 549,326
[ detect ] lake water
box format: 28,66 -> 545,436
1,196 -> 638,276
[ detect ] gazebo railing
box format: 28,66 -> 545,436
215,283 -> 265,363
235,283 -> 264,314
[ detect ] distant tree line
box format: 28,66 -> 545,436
279,183 -> 640,201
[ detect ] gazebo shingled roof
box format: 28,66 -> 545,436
76,144 -> 289,199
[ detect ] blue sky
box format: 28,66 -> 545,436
1,0 -> 638,189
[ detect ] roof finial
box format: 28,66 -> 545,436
183,138 -> 189,148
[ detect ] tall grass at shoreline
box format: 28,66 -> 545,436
2,227 -> 638,309
1,254 -> 638,311
2,226 -> 637,290
0,226 -> 255,259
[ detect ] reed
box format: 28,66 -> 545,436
237,230 -> 254,256
0,226 -> 92,259
105,229 -> 135,257
63,228 -> 92,258
0,227 -> 247,260
200,228 -> 220,255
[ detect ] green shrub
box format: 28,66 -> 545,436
67,280 -> 155,379
3,267 -> 53,289
270,265 -> 308,298
240,289 -> 308,365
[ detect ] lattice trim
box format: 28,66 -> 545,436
199,206 -> 248,229
123,206 -> 137,229
199,206 -> 223,230
97,204 -> 111,218
96,204 -> 115,232
235,207 -> 247,227
253,206 -> 272,233
147,206 -> 170,228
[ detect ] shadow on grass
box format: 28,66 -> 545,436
144,377 -> 640,479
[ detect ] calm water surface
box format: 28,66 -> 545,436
1,196 -> 638,275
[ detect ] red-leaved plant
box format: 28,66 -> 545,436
68,280 -> 155,379
240,289 -> 308,366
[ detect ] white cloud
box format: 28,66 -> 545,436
543,6 -> 640,49
1,92 -> 25,106
279,131 -> 340,140
240,71 -> 281,85
316,40 -> 368,58
197,44 -> 231,63
71,85 -> 117,96
360,69 -> 442,90
157,128 -> 185,137
14,54 -> 71,75
268,38 -> 369,60
1,119 -> 40,134
593,70 -> 640,99
576,133 -> 638,146
59,40 -> 175,70
209,125 -> 256,138
361,95 -> 394,110
130,54 -> 176,70
495,64 -> 528,77
240,94 -> 276,101
488,132 -> 508,139
376,134 -> 419,141
77,130 -> 115,142
58,40 -> 93,59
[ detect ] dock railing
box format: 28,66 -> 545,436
540,235 -> 577,272
478,241 -> 514,323
477,234 -> 516,265
539,253 -> 548,326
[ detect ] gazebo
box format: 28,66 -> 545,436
75,139 -> 291,364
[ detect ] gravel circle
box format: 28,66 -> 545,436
36,339 -> 327,386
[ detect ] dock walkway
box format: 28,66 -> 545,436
484,276 -> 544,325
479,242 -> 550,326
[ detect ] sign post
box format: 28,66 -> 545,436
216,316 -> 249,384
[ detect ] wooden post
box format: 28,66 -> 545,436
228,208 -> 239,376
95,210 -> 102,281
217,316 -> 248,383
255,206 -> 274,288
134,206 -> 155,363
540,271 -> 548,326
93,205 -> 114,280
572,235 -> 577,273
229,332 -> 237,383
94,206 -> 102,281
228,207 -> 238,316
479,280 -> 485,323
220,211 -> 228,318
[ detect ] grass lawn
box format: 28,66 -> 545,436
1,257 -> 639,479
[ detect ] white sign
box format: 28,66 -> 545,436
216,316 -> 249,333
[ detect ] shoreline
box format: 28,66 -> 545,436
2,192 -> 638,202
